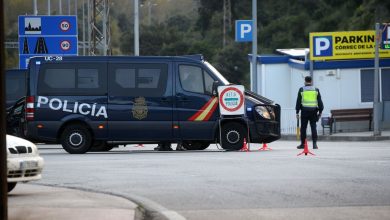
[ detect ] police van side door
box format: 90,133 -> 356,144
107,61 -> 173,141
175,62 -> 219,140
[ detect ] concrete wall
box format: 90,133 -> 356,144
258,63 -> 291,107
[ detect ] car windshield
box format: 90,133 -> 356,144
204,61 -> 229,85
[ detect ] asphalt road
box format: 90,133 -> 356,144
35,140 -> 390,220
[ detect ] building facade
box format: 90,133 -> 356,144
250,49 -> 390,135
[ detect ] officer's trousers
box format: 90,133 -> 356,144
300,110 -> 318,144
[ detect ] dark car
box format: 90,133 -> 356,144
6,69 -> 27,136
6,69 -> 26,110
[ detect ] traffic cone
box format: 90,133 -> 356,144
259,143 -> 272,151
297,139 -> 315,156
240,138 -> 249,152
135,144 -> 144,147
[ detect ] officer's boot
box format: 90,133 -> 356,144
313,141 -> 318,149
297,141 -> 304,149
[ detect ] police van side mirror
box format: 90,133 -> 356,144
212,81 -> 219,97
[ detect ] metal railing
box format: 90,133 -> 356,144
281,108 -> 312,135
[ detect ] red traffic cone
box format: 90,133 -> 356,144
135,144 -> 144,147
240,138 -> 249,152
297,139 -> 315,156
259,143 -> 272,151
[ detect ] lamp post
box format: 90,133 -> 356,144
134,0 -> 139,56
251,0 -> 257,92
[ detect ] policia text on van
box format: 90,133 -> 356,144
13,55 -> 280,154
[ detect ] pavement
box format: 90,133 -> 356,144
7,129 -> 390,220
8,184 -> 142,220
282,130 -> 390,141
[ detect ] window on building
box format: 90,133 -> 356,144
360,68 -> 390,102
360,69 -> 374,102
382,69 -> 390,101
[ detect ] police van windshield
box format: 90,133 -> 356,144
204,61 -> 229,85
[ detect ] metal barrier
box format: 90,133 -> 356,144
280,108 -> 312,135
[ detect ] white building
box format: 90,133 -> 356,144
250,49 -> 390,135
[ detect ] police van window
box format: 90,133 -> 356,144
44,68 -> 76,89
78,69 -> 99,88
179,65 -> 204,93
138,68 -> 160,88
38,63 -> 106,95
179,65 -> 214,94
204,72 -> 214,94
115,68 -> 136,88
109,63 -> 168,97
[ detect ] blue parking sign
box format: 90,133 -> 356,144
235,20 -> 253,42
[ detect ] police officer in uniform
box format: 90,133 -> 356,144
296,76 -> 324,149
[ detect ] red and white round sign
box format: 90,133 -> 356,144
218,85 -> 245,115
60,40 -> 71,51
59,20 -> 71,32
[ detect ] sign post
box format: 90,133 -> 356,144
217,85 -> 248,150
373,23 -> 381,136
235,4 -> 258,94
18,15 -> 78,69
252,0 -> 257,93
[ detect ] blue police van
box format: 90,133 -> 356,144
16,55 -> 280,153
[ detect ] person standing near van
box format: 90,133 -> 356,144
296,76 -> 324,149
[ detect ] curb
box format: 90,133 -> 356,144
281,135 -> 390,142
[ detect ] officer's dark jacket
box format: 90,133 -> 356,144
295,85 -> 324,114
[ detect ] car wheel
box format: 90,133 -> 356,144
90,141 -> 115,152
182,141 -> 210,150
8,182 -> 17,193
221,122 -> 247,151
60,124 -> 92,154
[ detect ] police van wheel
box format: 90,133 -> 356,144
221,122 -> 246,151
182,141 -> 210,150
61,125 -> 92,154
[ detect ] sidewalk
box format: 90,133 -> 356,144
8,183 -> 142,220
282,130 -> 390,141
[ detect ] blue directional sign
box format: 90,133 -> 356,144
235,20 -> 253,42
382,24 -> 390,50
18,15 -> 78,68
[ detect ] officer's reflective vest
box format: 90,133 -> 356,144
301,86 -> 318,108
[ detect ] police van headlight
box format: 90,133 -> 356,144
255,106 -> 271,119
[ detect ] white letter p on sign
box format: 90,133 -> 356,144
315,38 -> 330,56
241,24 -> 252,38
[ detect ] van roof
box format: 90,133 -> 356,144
28,54 -> 205,65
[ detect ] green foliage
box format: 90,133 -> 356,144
4,0 -> 389,83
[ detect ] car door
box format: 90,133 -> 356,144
175,62 -> 219,140
107,61 -> 174,141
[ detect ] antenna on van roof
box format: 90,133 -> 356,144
181,54 -> 204,61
